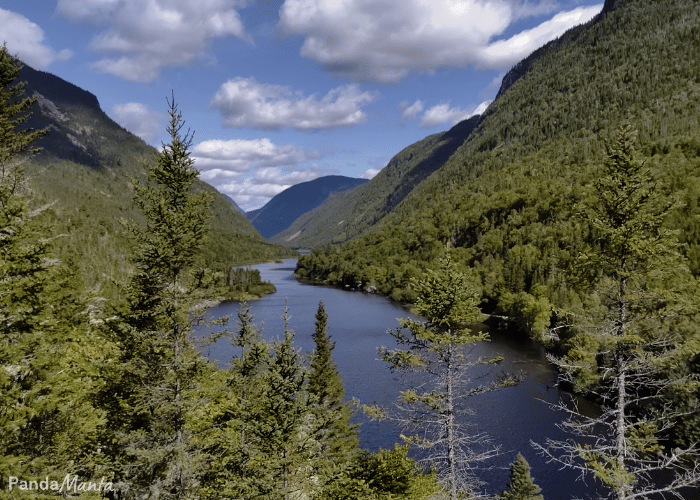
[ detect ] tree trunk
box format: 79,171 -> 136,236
445,337 -> 457,500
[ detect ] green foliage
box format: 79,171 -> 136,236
500,454 -> 543,500
308,301 -> 359,464
321,444 -> 438,500
537,124 -> 700,499
220,267 -> 277,301
100,98 -> 216,499
0,44 -> 104,495
378,256 -> 518,499
0,45 -> 47,166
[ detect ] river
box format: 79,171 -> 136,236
199,259 -> 605,499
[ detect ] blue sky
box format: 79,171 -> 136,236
1,0 -> 601,211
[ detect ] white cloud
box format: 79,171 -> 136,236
210,77 -> 378,131
193,138 -> 321,182
110,102 -> 167,143
399,100 -> 424,121
193,137 -> 332,210
278,0 -> 601,82
481,5 -> 603,67
361,168 -> 381,180
56,0 -> 251,82
217,164 -> 338,211
420,100 -> 491,128
0,8 -> 72,70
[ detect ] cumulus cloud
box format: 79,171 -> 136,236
217,164 -> 338,211
193,138 -> 321,180
111,102 -> 167,143
210,77 -> 378,131
56,0 -> 251,82
420,100 -> 491,128
0,8 -> 72,69
399,100 -> 424,121
192,137 -> 330,210
278,0 -> 601,82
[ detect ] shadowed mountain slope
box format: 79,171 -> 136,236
15,63 -> 296,288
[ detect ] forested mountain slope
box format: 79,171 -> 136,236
247,175 -> 367,239
17,63 -> 295,288
297,0 -> 700,305
271,115 -> 481,247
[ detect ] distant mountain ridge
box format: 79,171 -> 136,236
246,175 -> 368,239
224,194 -> 245,213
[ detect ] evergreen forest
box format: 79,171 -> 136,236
2,0 -> 700,498
296,0 -> 700,448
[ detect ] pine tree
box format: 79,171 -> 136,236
375,255 -> 520,500
500,454 -> 543,500
308,300 -> 359,464
102,95 -> 213,499
535,125 -> 700,499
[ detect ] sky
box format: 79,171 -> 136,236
1,0 -> 602,211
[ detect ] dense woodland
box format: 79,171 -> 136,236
2,0 -> 700,498
296,0 -> 700,443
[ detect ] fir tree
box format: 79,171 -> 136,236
255,306 -> 318,499
103,95 -> 213,499
197,303 -> 272,500
500,454 -> 543,500
308,301 -> 358,464
535,125 -> 700,499
375,255 -> 520,500
0,45 -> 102,491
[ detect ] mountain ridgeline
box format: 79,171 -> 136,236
296,0 -> 700,307
246,175 -> 367,239
16,63 -> 295,289
271,115 -> 481,247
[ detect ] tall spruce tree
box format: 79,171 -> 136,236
0,45 -> 105,493
534,125 -> 700,499
375,255 -> 520,500
500,454 -> 543,500
308,301 -> 358,465
103,95 -> 213,499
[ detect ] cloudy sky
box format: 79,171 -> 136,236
2,0 -> 601,211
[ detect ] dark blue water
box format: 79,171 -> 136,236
199,259 -> 605,499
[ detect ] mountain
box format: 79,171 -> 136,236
16,63 -> 296,288
224,193 -> 245,213
270,115 -> 480,247
246,175 -> 368,239
296,0 -> 700,308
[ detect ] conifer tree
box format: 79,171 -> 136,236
103,95 -> 213,499
308,300 -> 358,464
254,307 -> 318,499
0,44 -> 103,490
197,303 -> 272,500
535,125 -> 700,499
375,255 -> 520,500
500,454 -> 543,500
